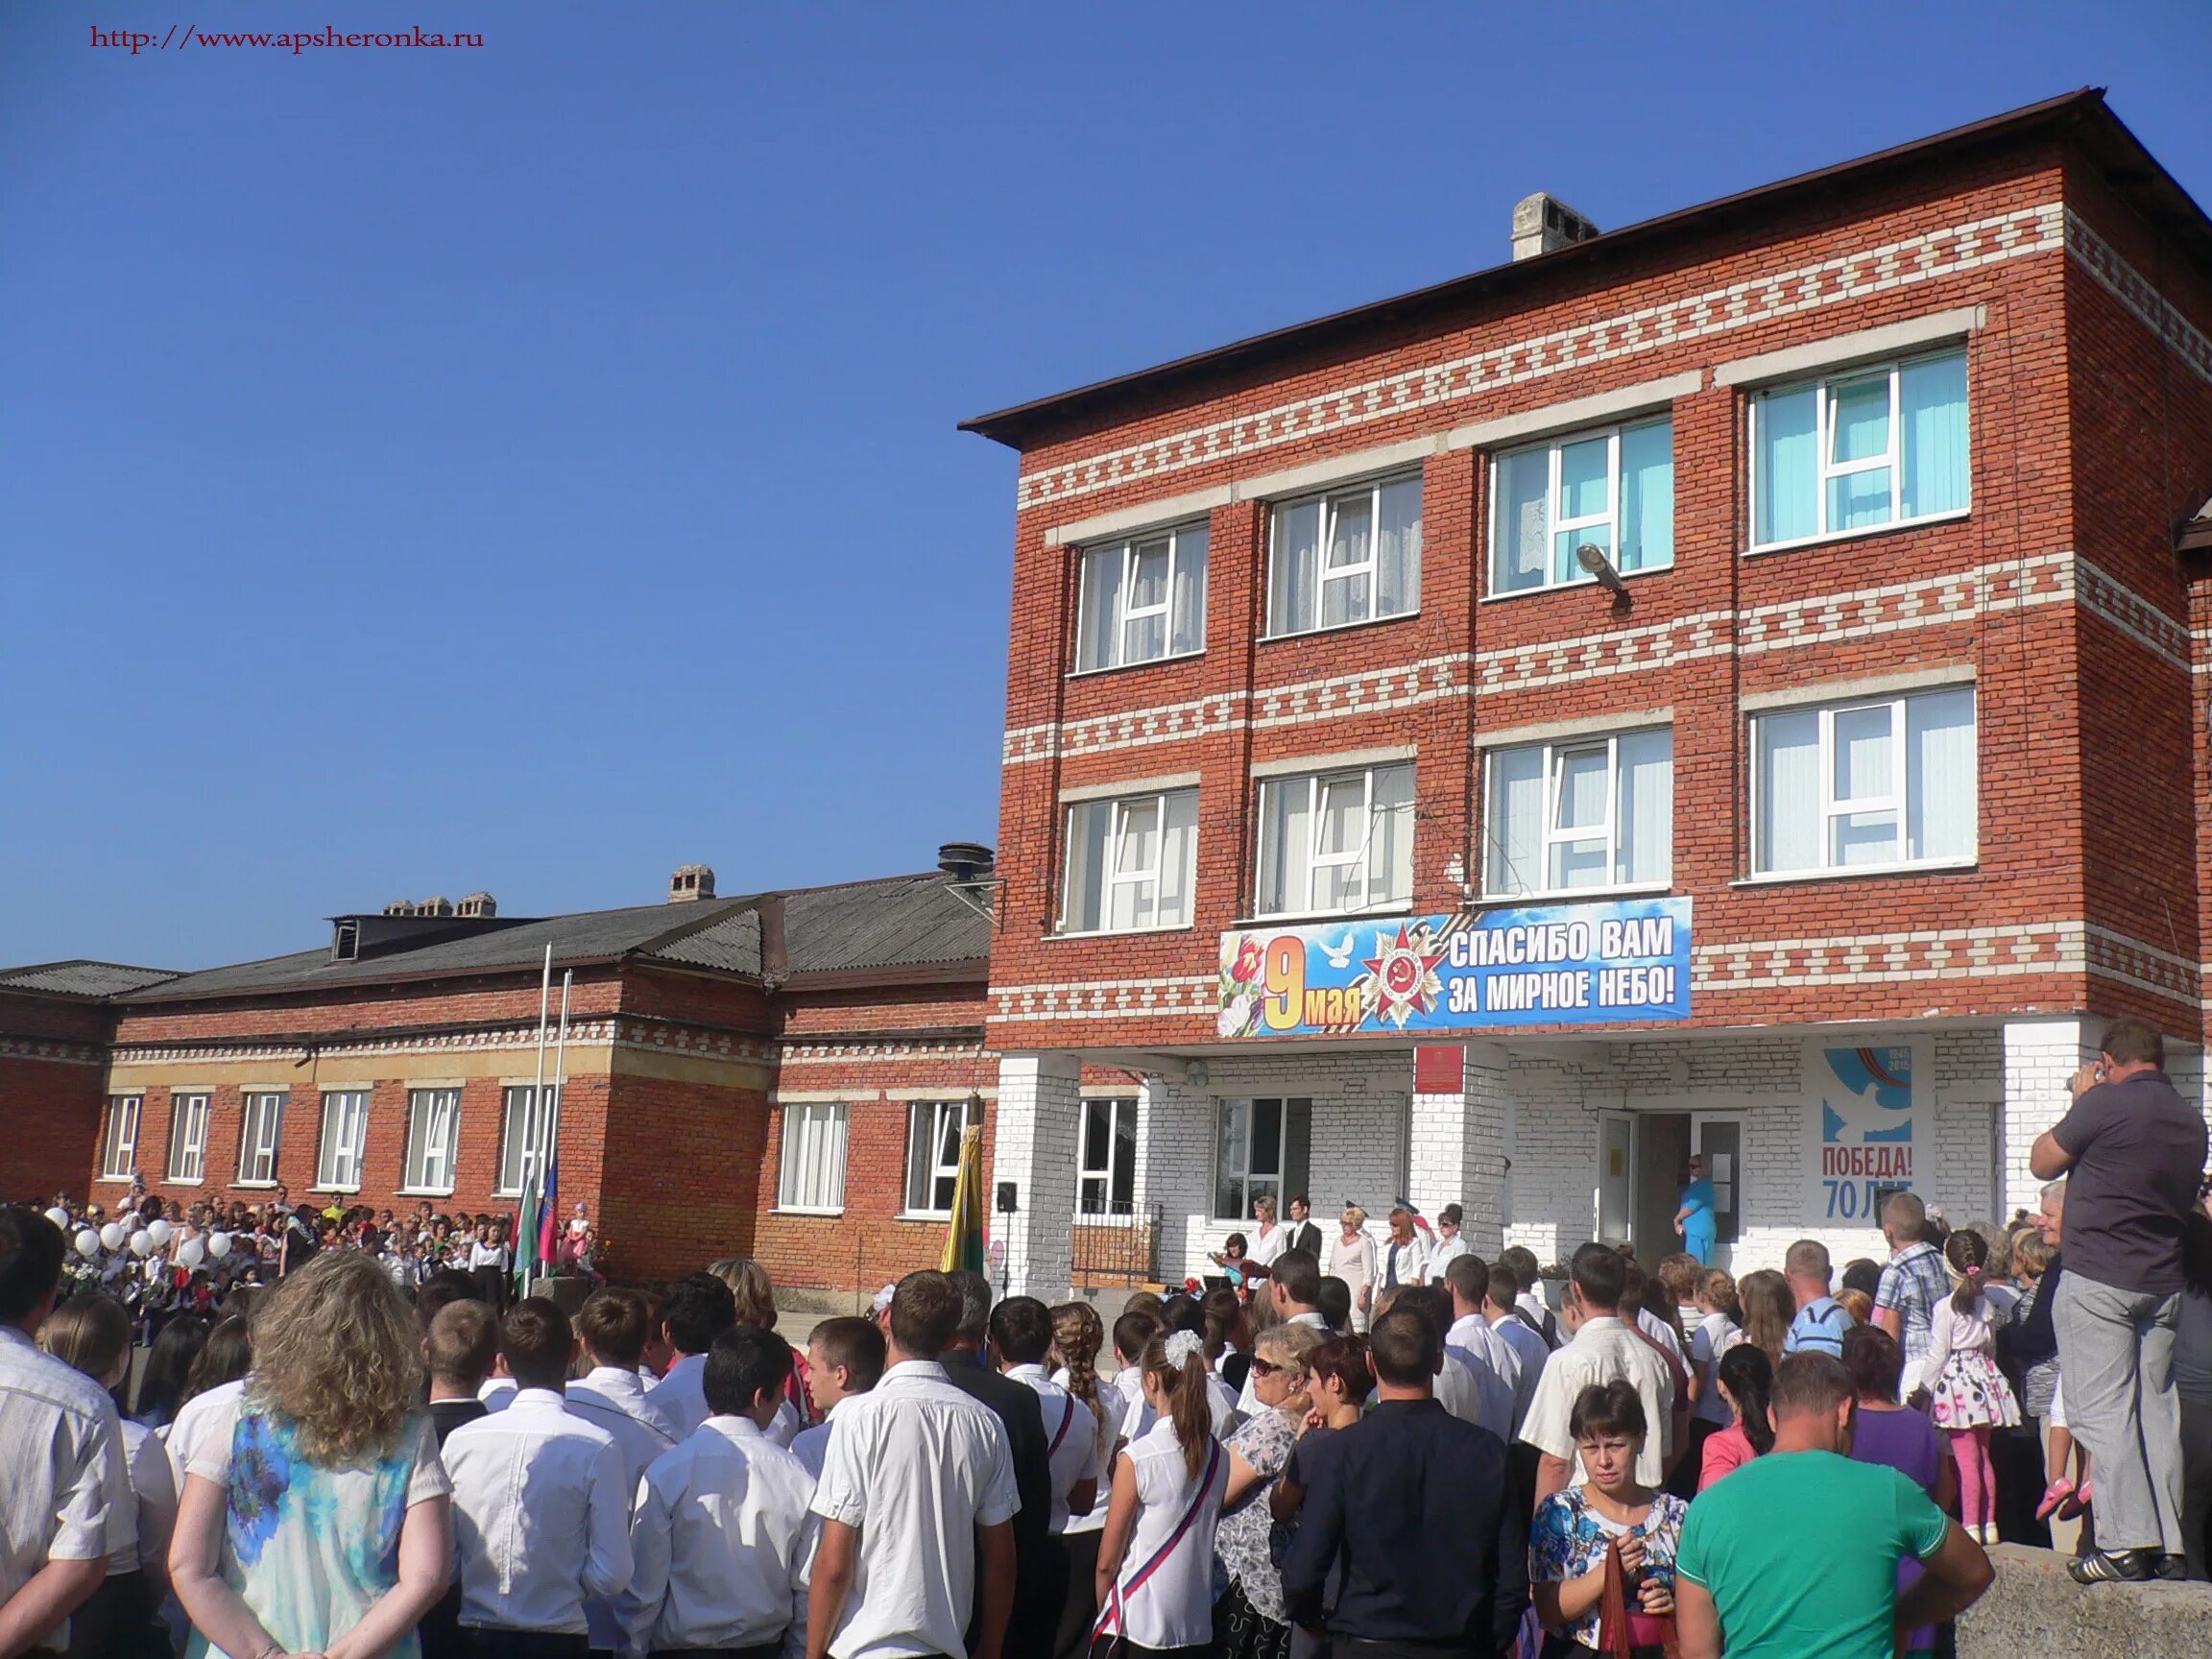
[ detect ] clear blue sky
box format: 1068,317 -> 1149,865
5,1 -> 2207,971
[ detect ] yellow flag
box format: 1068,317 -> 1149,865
940,1118 -> 986,1275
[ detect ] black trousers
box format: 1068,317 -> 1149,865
651,1646 -> 782,1659
1054,1528 -> 1103,1659
1992,1418 -> 2052,1547
62,1571 -> 163,1659
462,1629 -> 589,1659
1507,1440 -> 1545,1520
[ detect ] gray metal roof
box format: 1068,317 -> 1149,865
0,960 -> 180,998
781,873 -> 991,976
111,871 -> 986,1004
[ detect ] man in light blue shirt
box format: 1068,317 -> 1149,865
1782,1239 -> 1852,1358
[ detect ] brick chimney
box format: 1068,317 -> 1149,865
668,864 -> 715,903
1512,192 -> 1599,261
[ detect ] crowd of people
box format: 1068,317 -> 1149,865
2,1016 -> 2209,1659
32,1185 -> 601,1327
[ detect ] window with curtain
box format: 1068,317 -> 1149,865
1750,348 -> 1968,549
1483,729 -> 1674,898
100,1094 -> 141,1180
237,1091 -> 287,1186
1491,417 -> 1674,594
1077,1096 -> 1138,1217
1255,762 -> 1415,917
1214,1097 -> 1311,1222
1075,521 -> 1209,671
315,1091 -> 372,1190
402,1089 -> 460,1194
778,1101 -> 850,1211
496,1085 -> 559,1196
1752,686 -> 1977,876
904,1099 -> 969,1215
167,1093 -> 210,1183
1061,789 -> 1200,932
1267,475 -> 1421,635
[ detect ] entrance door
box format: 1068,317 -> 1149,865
1633,1113 -> 1693,1261
1691,1114 -> 1743,1258
1597,1113 -> 1633,1247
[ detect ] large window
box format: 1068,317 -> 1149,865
1075,522 -> 1209,671
496,1085 -> 559,1197
1266,475 -> 1421,636
1752,687 -> 1977,876
1078,1097 -> 1138,1217
1750,349 -> 1968,549
237,1091 -> 286,1187
314,1091 -> 371,1191
1214,1097 -> 1310,1223
402,1089 -> 460,1194
166,1093 -> 210,1184
779,1102 -> 850,1212
1255,761 -> 1414,918
100,1094 -> 141,1181
1492,418 -> 1674,594
1484,729 -> 1674,898
1062,789 -> 1199,933
903,1099 -> 970,1216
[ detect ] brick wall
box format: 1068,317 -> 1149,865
0,991 -> 111,1204
980,131 -> 2212,1064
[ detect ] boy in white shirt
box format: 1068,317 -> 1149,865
623,1326 -> 818,1658
443,1298 -> 632,1659
991,1296 -> 1098,1529
792,1317 -> 885,1480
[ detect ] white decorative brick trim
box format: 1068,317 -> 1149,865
109,1019 -> 774,1069
990,974 -> 1214,1023
0,1036 -> 105,1067
2065,212 -> 2212,390
779,1040 -> 988,1066
1016,204 -> 2065,510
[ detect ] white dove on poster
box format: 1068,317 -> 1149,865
1317,930 -> 1357,969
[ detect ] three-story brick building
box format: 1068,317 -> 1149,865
963,90 -> 2212,1295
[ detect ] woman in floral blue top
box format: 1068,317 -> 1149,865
171,1253 -> 452,1659
1530,1381 -> 1688,1657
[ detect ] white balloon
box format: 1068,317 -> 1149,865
44,1207 -> 69,1229
146,1219 -> 173,1247
129,1231 -> 154,1258
75,1229 -> 101,1260
100,1223 -> 127,1252
208,1232 -> 232,1261
178,1238 -> 207,1270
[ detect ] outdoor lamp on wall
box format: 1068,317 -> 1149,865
1575,542 -> 1633,615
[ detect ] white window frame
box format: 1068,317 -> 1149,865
1489,417 -> 1673,595
495,1085 -> 559,1198
1212,1096 -> 1308,1225
1747,349 -> 1970,553
99,1094 -> 141,1182
166,1092 -> 211,1184
314,1090 -> 372,1193
237,1091 -> 287,1188
1073,521 -> 1209,673
1060,788 -> 1199,935
1482,732 -> 1673,901
1265,474 -> 1421,637
1076,1096 -> 1139,1220
1254,762 -> 1414,919
1748,690 -> 1979,878
400,1088 -> 460,1196
777,1100 -> 850,1214
902,1098 -> 969,1219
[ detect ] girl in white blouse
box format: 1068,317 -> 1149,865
1093,1331 -> 1227,1658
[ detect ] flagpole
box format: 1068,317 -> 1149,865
519,945 -> 552,1298
549,969 -> 572,1213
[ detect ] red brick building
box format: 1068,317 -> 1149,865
962,91 -> 2212,1295
17,869 -> 991,1289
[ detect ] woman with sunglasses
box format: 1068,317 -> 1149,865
1213,1326 -> 1323,1659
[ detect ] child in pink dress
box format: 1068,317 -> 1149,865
1925,1229 -> 2022,1543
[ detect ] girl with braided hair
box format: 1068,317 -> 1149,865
1092,1330 -> 1227,1657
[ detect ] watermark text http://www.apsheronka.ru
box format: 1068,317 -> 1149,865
90,25 -> 483,55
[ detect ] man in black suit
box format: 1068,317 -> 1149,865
941,1269 -> 1058,1659
1286,1193 -> 1324,1258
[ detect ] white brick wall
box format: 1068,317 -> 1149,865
993,1052 -> 1083,1297
2000,1019 -> 2094,1221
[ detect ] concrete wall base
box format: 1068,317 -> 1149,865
1958,1546 -> 2212,1656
